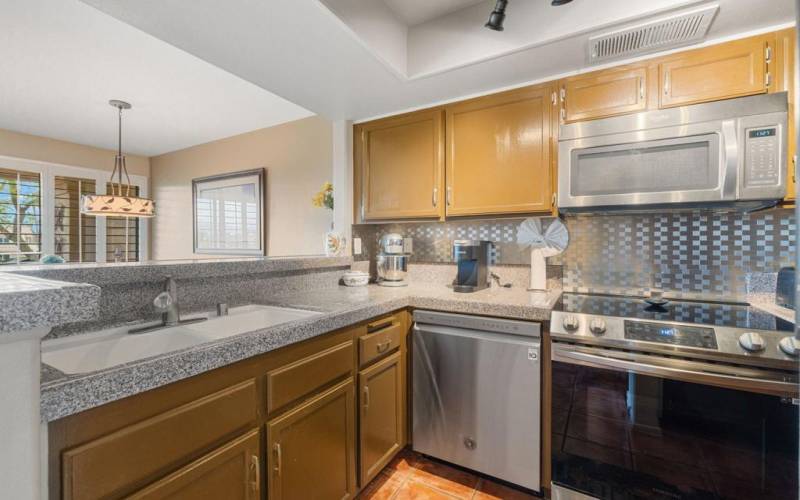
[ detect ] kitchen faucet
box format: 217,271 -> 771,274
128,276 -> 207,334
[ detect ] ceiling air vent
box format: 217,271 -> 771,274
588,4 -> 718,64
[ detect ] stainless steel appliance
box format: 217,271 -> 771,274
550,293 -> 798,500
452,240 -> 492,293
376,233 -> 410,287
558,92 -> 788,212
412,310 -> 542,492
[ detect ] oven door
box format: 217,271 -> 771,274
551,342 -> 799,500
558,120 -> 736,210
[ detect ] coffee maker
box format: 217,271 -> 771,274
452,240 -> 492,293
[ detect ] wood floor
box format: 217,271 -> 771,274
359,449 -> 538,500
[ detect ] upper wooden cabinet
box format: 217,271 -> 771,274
445,85 -> 554,216
561,65 -> 648,122
357,109 -> 445,221
659,34 -> 770,108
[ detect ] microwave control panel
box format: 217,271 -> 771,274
745,127 -> 780,187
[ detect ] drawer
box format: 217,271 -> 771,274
266,340 -> 354,414
359,316 -> 403,368
62,379 -> 257,500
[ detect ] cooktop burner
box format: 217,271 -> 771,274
557,292 -> 793,333
551,293 -> 798,369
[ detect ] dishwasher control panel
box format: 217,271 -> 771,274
413,310 -> 541,338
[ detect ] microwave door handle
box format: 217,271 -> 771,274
720,119 -> 739,200
552,343 -> 796,396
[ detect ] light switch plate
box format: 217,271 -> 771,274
353,238 -> 362,255
403,238 -> 413,254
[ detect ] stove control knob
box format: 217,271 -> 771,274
779,336 -> 800,357
562,315 -> 580,332
589,318 -> 607,335
738,332 -> 766,352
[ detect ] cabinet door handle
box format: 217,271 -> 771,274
664,72 -> 670,95
432,187 -> 438,207
250,454 -> 260,496
639,78 -> 644,100
446,186 -> 452,206
363,386 -> 370,411
376,340 -> 392,353
273,443 -> 282,477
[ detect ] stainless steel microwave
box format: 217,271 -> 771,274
557,92 -> 788,212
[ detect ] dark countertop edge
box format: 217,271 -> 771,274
40,289 -> 558,422
9,255 -> 352,286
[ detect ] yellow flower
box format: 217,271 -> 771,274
322,181 -> 333,192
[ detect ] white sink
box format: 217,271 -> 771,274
42,304 -> 321,375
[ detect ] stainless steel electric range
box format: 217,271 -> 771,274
550,293 -> 799,500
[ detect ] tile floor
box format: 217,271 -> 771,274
358,448 -> 538,500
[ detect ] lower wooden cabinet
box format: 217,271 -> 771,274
359,351 -> 404,485
50,312 -> 410,500
127,429 -> 261,500
266,379 -> 357,500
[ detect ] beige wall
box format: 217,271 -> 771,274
149,116 -> 333,260
0,127 -> 150,176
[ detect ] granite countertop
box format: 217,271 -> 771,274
40,283 -> 561,422
0,273 -> 100,336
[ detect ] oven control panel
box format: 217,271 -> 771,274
624,320 -> 718,349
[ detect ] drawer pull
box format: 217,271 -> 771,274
376,341 -> 392,353
251,454 -> 260,495
363,386 -> 370,410
273,443 -> 282,477
368,318 -> 394,333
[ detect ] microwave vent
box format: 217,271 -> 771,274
588,4 -> 718,64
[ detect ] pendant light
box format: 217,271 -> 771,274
81,100 -> 155,218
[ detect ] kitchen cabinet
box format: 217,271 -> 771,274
659,34 -> 771,108
560,65 -> 648,122
774,28 -> 796,201
266,379 -> 357,500
127,429 -> 261,500
356,109 -> 445,220
359,351 -> 404,486
50,312 -> 411,500
445,85 -> 555,216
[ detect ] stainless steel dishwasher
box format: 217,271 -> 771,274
412,310 -> 541,492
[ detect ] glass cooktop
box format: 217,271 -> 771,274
557,293 -> 793,333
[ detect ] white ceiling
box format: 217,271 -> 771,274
382,0 -> 484,26
0,0 -> 313,156
79,0 -> 795,124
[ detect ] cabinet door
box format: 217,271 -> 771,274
359,109 -> 445,220
660,35 -> 769,108
445,86 -> 554,216
127,429 -> 261,500
359,352 -> 403,486
562,66 -> 647,122
774,28 -> 796,201
267,379 -> 356,500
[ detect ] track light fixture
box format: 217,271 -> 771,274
485,0 -> 574,31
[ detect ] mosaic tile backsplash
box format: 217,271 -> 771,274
352,208 -> 795,299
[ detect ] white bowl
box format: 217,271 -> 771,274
342,271 -> 369,287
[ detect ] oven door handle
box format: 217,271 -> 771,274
552,343 -> 798,397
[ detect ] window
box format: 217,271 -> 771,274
0,158 -> 148,265
192,169 -> 265,255
54,176 -> 96,262
0,168 -> 42,264
106,183 -> 140,262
